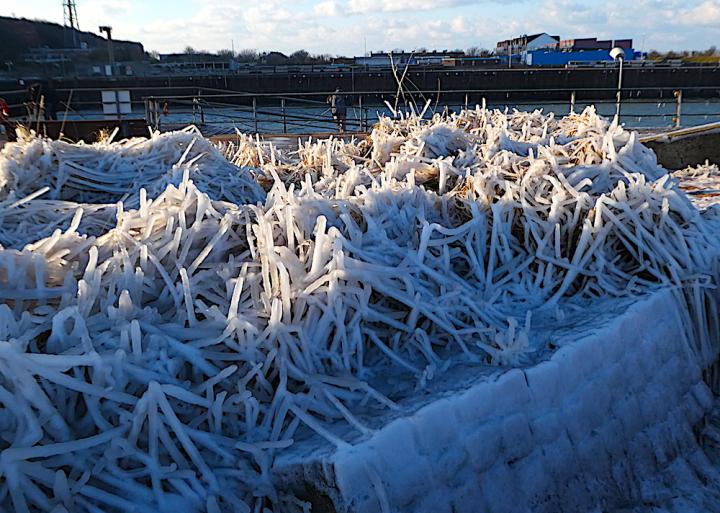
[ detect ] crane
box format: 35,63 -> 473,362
62,0 -> 80,48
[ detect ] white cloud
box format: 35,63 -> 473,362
526,0 -> 719,52
346,0 -> 472,14
2,0 -> 719,55
676,0 -> 720,25
450,16 -> 469,33
1,0 -> 63,23
314,0 -> 345,16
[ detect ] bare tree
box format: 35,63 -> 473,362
313,53 -> 333,64
466,46 -> 491,57
236,49 -> 259,63
289,49 -> 310,64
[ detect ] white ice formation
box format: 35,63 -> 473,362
0,108 -> 718,512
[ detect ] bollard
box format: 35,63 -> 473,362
198,89 -> 205,125
359,95 -> 364,132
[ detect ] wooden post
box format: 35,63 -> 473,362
198,89 -> 205,124
253,97 -> 258,133
281,98 -> 287,134
154,100 -> 160,130
570,90 -> 576,114
674,90 -> 683,128
436,76 -> 441,108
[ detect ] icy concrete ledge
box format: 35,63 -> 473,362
274,289 -> 715,513
645,131 -> 720,169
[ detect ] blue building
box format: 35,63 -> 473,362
526,47 -> 636,66
495,35 -> 639,66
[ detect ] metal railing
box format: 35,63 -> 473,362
3,84 -> 719,134
139,86 -> 720,133
143,91 -> 374,134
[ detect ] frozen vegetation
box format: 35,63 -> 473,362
0,107 -> 718,512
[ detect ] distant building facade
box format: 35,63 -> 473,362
559,38 -> 633,51
24,46 -> 89,64
355,51 -> 464,68
495,33 -> 560,56
259,52 -> 290,66
496,33 -> 638,66
155,53 -> 238,74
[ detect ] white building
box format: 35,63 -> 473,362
495,33 -> 560,56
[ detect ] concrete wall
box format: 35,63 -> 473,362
274,289 -> 717,512
646,132 -> 720,169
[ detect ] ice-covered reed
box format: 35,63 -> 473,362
0,106 -> 718,513
672,161 -> 720,210
0,126 -> 265,249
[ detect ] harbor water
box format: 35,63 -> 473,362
63,98 -> 720,135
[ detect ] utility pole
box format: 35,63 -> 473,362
99,26 -> 114,74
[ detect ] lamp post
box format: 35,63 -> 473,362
610,46 -> 625,123
99,26 -> 114,75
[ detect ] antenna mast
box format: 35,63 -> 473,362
63,0 -> 80,48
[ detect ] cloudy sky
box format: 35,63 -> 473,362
2,0 -> 719,55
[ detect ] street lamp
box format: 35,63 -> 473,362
99,26 -> 114,75
610,46 -> 625,123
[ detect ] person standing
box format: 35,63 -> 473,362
26,82 -> 42,120
327,88 -> 347,132
44,80 -> 59,120
0,97 -> 15,141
